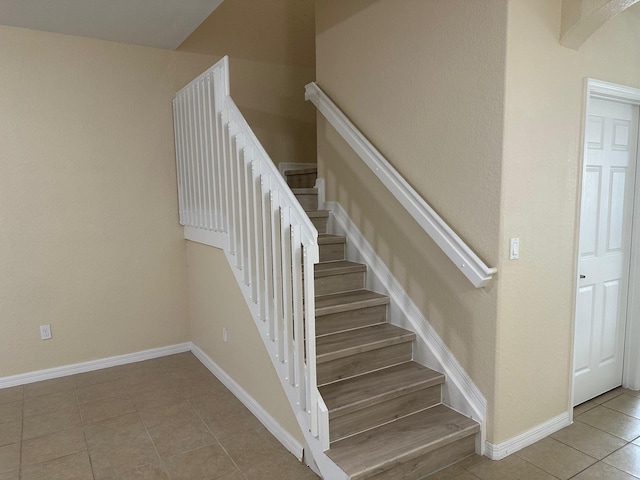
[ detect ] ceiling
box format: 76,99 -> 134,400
0,0 -> 224,50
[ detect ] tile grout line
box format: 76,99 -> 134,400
19,386 -> 24,480
125,364 -> 175,480
70,375 -> 95,480
186,396 -> 248,479
137,410 -> 173,480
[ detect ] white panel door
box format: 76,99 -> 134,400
574,97 -> 638,406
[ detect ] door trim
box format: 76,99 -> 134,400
571,78 -> 640,415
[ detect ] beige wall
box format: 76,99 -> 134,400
186,242 -> 302,442
0,25 -> 214,376
178,0 -> 316,166
497,0 -> 640,442
315,0 -> 507,441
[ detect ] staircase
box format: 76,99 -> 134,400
285,167 -> 480,480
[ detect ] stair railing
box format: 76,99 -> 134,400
173,57 -> 329,451
305,83 -> 497,288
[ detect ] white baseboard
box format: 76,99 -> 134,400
190,343 -> 304,460
325,200 -> 487,450
485,412 -> 571,460
0,343 -> 192,389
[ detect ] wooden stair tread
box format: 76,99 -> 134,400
291,187 -> 317,194
316,290 -> 389,316
320,362 -> 444,418
315,260 -> 366,278
306,210 -> 329,218
316,324 -> 415,363
318,234 -> 346,245
327,405 -> 480,480
284,167 -> 317,176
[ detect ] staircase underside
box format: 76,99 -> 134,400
287,166 -> 480,479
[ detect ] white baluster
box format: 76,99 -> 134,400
249,160 -> 261,306
280,207 -> 294,385
272,195 -> 284,356
303,243 -> 319,436
292,225 -> 305,410
172,98 -> 184,225
262,176 -> 275,328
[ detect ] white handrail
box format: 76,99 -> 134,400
173,57 -> 327,451
305,82 -> 497,288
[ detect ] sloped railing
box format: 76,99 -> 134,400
305,83 -> 497,288
173,57 -> 330,456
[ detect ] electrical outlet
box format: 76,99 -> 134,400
40,324 -> 52,340
223,327 -> 228,343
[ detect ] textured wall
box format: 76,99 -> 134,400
0,25 -> 214,376
177,0 -> 316,166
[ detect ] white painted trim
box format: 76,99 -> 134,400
190,343 -> 304,460
314,178 -> 325,211
625,160 -> 640,390
305,83 -> 496,288
0,343 -> 192,389
326,200 -> 486,452
278,162 -> 316,177
588,78 -> 640,105
485,412 -> 571,460
184,226 -> 229,251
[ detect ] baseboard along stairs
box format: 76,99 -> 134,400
284,167 -> 480,480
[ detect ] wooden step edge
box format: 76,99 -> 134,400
315,321 -> 388,339
306,210 -> 330,218
284,167 -> 317,176
318,234 -> 346,245
322,367 -> 445,420
315,292 -> 389,317
316,331 -> 416,364
328,407 -> 480,480
314,261 -> 366,278
292,187 -> 318,194
317,361 -> 409,388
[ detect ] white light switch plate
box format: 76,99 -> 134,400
510,238 -> 520,260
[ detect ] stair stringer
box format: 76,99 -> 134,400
322,195 -> 487,455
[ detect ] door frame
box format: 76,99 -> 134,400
571,78 -> 640,412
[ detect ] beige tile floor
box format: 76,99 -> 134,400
431,387 -> 640,480
0,352 -> 319,480
3,354 -> 640,480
